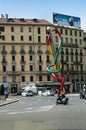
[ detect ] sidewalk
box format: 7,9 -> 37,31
0,96 -> 19,107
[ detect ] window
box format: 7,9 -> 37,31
3,76 -> 7,82
30,76 -> 33,82
30,55 -> 33,61
11,27 -> 14,32
65,29 -> 68,35
80,65 -> 83,71
76,56 -> 78,62
20,26 -> 23,32
11,36 -> 15,41
67,64 -> 69,71
75,39 -> 77,44
71,56 -> 73,62
12,65 -> 16,72
70,30 -> 72,36
12,55 -> 15,61
28,27 -> 32,32
3,66 -> 6,72
38,55 -> 42,62
39,76 -> 42,81
30,65 -> 33,71
20,36 -> 24,41
60,29 -> 63,34
21,65 -> 25,71
79,31 -> 82,37
38,36 -> 41,42
39,65 -> 42,71
80,49 -> 83,55
21,55 -> 24,62
75,31 -> 77,36
71,64 -> 74,71
70,38 -> 73,44
1,35 -> 5,41
29,36 -> 32,41
80,39 -> 82,45
38,27 -> 41,34
0,27 -> 5,32
29,46 -> 32,51
46,55 -> 50,62
12,76 -> 16,82
65,37 -> 68,43
55,36 -> 58,42
61,55 -> 64,62
11,46 -> 15,51
20,46 -> 25,53
2,55 -> 6,61
2,46 -> 6,51
22,76 -> 25,82
47,75 -> 50,81
80,56 -> 82,62
66,55 -> 69,62
38,46 -> 41,51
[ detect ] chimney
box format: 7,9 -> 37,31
6,14 -> 8,19
1,14 -> 4,18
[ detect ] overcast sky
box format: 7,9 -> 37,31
0,0 -> 86,30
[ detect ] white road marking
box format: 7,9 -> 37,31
8,105 -> 54,115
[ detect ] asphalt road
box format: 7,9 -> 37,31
0,94 -> 86,130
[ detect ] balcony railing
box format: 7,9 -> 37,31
20,50 -> 26,54
28,50 -> 34,54
37,50 -> 43,54
1,50 -> 7,54
20,60 -> 26,64
7,71 -> 21,75
10,50 -> 16,54
1,60 -> 7,64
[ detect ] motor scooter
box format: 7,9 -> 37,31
56,94 -> 68,105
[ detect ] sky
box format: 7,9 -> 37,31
0,0 -> 86,30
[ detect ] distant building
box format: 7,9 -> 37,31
0,14 -> 86,93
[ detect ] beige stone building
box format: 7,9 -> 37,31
0,15 -> 86,93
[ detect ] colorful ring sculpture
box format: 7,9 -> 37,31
46,27 -> 65,95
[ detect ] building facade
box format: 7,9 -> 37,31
0,15 -> 86,93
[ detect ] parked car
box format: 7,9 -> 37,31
42,90 -> 54,96
21,90 -> 34,97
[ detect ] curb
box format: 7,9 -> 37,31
0,98 -> 19,107
66,93 -> 79,96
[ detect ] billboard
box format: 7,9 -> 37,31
53,13 -> 81,28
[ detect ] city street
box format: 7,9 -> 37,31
0,94 -> 86,130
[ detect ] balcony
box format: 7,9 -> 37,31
62,42 -> 78,48
35,71 -> 47,74
46,60 -> 51,64
1,60 -> 7,64
61,60 -> 67,64
20,50 -> 26,54
10,50 -> 16,54
7,71 -> 21,75
38,60 -> 43,64
61,51 -> 64,55
28,50 -> 34,54
1,50 -> 7,54
75,52 -> 78,55
20,60 -> 26,64
45,50 -> 49,54
74,61 -> 82,64
37,50 -> 43,54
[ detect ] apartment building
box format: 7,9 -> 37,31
0,14 -> 86,93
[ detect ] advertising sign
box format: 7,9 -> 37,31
53,13 -> 81,28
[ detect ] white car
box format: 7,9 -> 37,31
21,90 -> 34,97
42,90 -> 54,96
